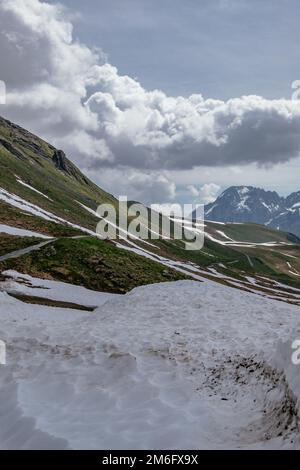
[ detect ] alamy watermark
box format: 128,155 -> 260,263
0,340 -> 6,365
291,340 -> 300,365
0,80 -> 6,105
291,80 -> 300,101
96,197 -> 205,251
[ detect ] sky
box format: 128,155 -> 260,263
0,0 -> 300,205
52,0 -> 299,100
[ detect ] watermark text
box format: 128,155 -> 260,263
96,197 -> 205,251
0,80 -> 6,105
0,340 -> 6,365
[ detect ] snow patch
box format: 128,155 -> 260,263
16,178 -> 52,200
0,224 -> 51,239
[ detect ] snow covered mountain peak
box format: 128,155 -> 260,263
205,186 -> 284,224
203,186 -> 300,237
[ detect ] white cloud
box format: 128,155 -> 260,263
187,185 -> 201,198
1,0 -> 300,203
187,183 -> 220,203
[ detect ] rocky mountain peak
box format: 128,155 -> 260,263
202,185 -> 300,237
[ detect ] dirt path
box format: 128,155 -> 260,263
0,239 -> 56,262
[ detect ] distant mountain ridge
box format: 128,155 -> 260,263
201,186 -> 300,237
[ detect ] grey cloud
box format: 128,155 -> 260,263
1,0 -> 300,179
89,168 -> 176,206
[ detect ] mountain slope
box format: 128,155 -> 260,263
0,115 -> 189,291
1,115 -> 300,298
205,186 -> 283,224
203,185 -> 300,237
0,115 -> 117,235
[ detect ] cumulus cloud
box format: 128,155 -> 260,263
1,0 -> 300,202
187,183 -> 220,204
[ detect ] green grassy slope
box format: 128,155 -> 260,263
0,233 -> 41,257
0,116 -> 116,232
208,222 -> 299,244
0,237 -> 187,293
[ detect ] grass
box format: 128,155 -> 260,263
0,233 -> 41,257
213,222 -> 294,244
153,236 -> 246,267
0,236 -> 188,294
0,115 -> 119,233
2,114 -> 300,293
0,201 -> 84,237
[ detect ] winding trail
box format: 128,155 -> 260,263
0,234 -> 88,263
0,240 -> 56,263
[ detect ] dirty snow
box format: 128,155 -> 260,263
1,271 -> 118,307
1,278 -> 300,449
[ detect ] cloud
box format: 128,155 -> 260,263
124,172 -> 176,205
187,185 -> 201,198
187,183 -> 220,204
90,168 -> 176,206
1,0 -> 300,201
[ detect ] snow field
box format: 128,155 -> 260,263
1,279 -> 300,449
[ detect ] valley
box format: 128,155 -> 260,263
1,116 -> 300,450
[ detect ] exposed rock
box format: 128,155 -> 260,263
0,138 -> 26,161
52,149 -> 90,186
196,185 -> 300,239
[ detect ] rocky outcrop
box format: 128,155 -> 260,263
52,149 -> 90,186
0,138 -> 26,161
